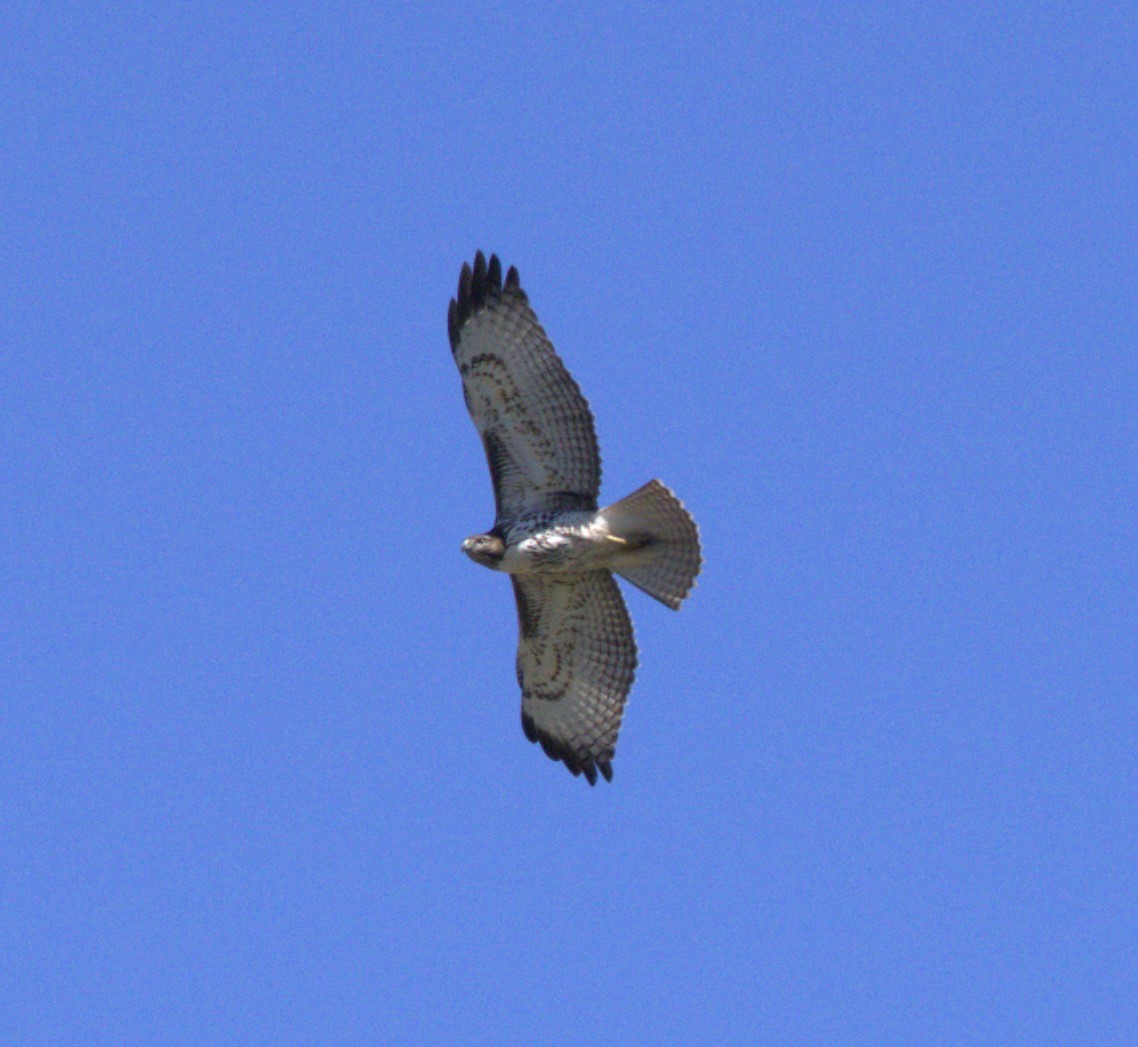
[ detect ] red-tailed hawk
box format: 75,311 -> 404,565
449,252 -> 702,784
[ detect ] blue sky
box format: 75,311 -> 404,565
4,4 -> 1135,1043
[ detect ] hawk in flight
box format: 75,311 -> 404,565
449,252 -> 702,784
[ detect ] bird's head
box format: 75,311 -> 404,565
461,531 -> 506,568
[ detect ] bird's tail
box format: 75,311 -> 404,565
600,480 -> 702,610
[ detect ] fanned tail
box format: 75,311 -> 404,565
601,480 -> 702,610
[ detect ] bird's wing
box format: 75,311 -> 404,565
511,572 -> 637,785
449,252 -> 601,522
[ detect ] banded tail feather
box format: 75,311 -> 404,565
601,480 -> 702,610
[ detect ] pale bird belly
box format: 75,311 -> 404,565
500,525 -> 613,575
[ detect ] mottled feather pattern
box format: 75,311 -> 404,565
513,573 -> 636,785
450,252 -> 600,521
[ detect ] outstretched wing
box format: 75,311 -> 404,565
448,252 -> 601,521
511,572 -> 637,785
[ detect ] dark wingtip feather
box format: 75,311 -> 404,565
448,252 -> 524,351
472,250 -> 487,299
523,711 -> 610,786
521,710 -> 538,743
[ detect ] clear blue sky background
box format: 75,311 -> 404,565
4,4 -> 1135,1044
